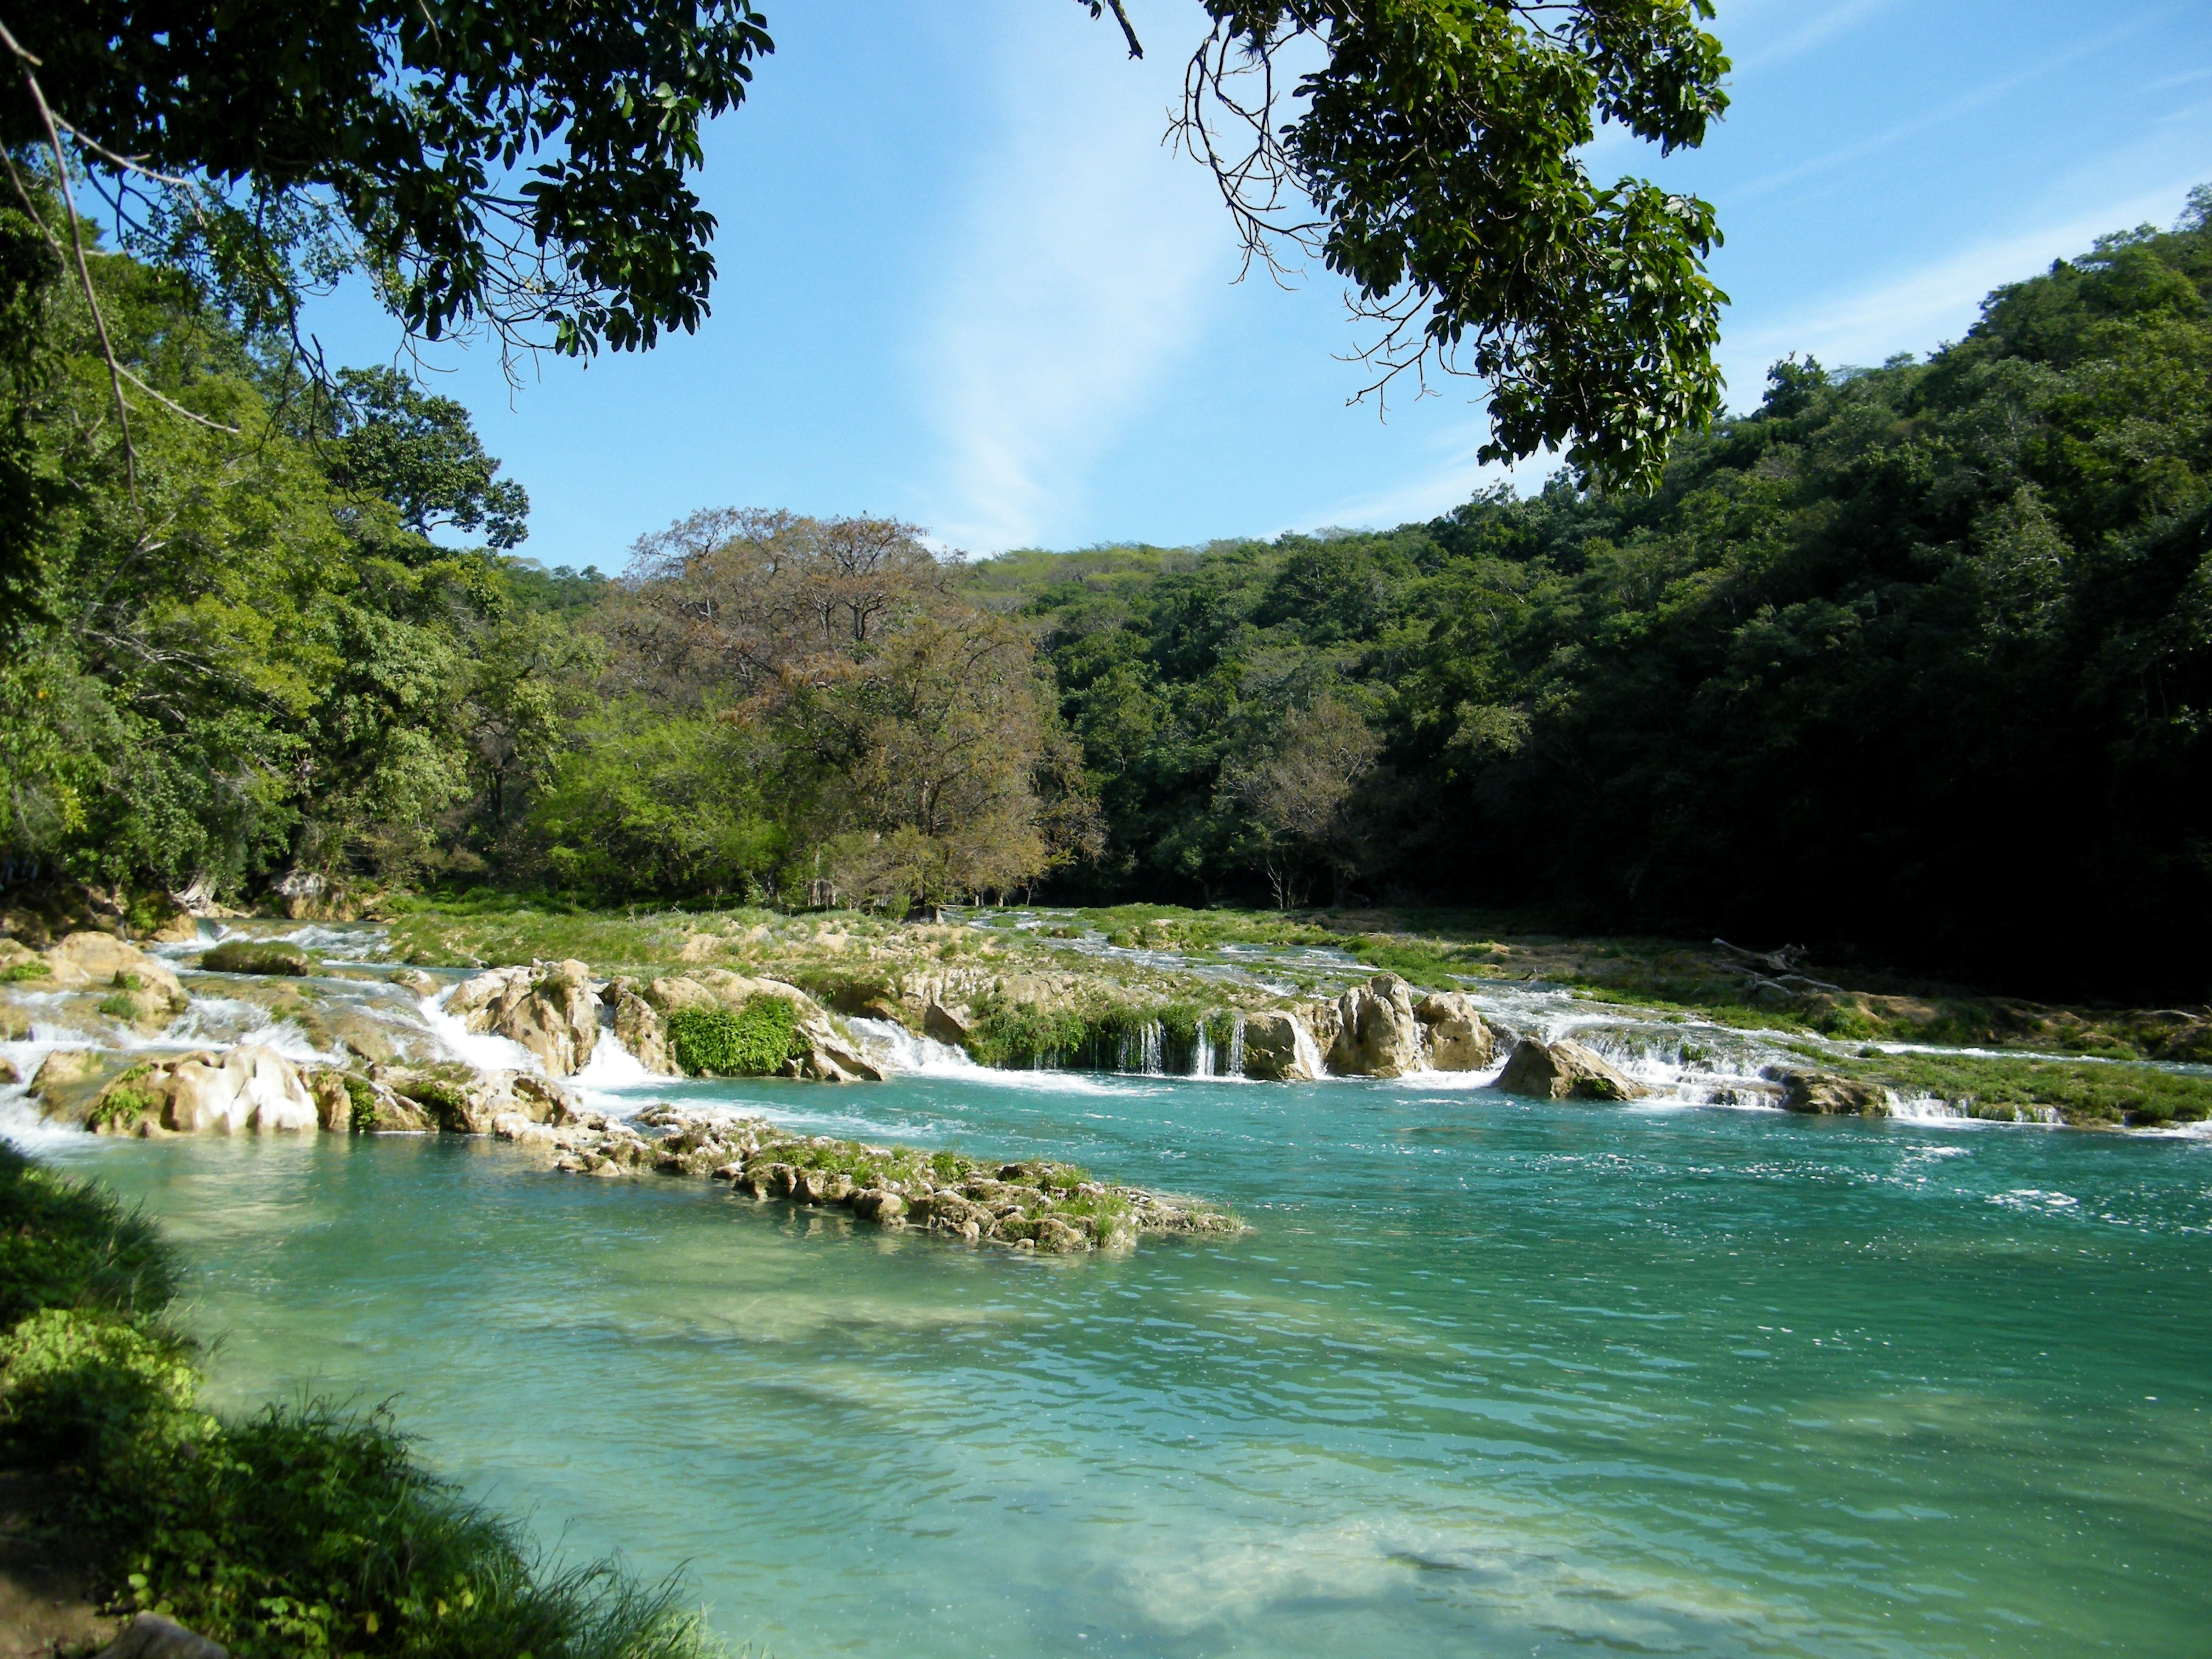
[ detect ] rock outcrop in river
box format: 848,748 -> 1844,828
523,1105 -> 1241,1253
1495,1037 -> 1649,1101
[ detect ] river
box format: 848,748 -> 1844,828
26,1054 -> 2212,1658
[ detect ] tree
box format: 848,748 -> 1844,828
326,367 -> 531,551
2,1 -> 772,362
8,1 -> 1729,497
1150,0 -> 1731,490
1226,694 -> 1382,908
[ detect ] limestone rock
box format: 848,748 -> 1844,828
851,1188 -> 907,1223
1327,974 -> 1426,1078
1494,1037 -> 1648,1102
628,971 -> 882,1082
0,1056 -> 14,1086
444,959 -> 601,1076
84,1045 -> 321,1134
96,1612 -> 228,1659
1768,1066 -> 1891,1116
1415,991 -> 1495,1071
1240,1010 -> 1324,1081
32,1049 -> 133,1122
37,933 -> 188,1015
923,999 -> 973,1046
390,968 -> 439,999
0,1004 -> 28,1042
377,1064 -> 578,1134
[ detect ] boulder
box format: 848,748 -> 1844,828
1240,1010 -> 1323,1081
444,959 -> 601,1076
0,1005 -> 28,1042
84,1045 -> 322,1134
1493,1037 -> 1648,1102
923,999 -> 973,1046
376,1064 -> 580,1134
1415,992 -> 1495,1071
31,1049 -> 133,1122
95,1612 -> 228,1659
199,939 -> 315,976
1769,1066 -> 1891,1116
389,968 -> 440,999
611,983 -> 675,1073
1327,974 -> 1426,1078
851,1188 -> 908,1224
36,933 -> 188,1015
0,1056 -> 13,1086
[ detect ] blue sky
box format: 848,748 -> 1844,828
297,0 -> 2212,570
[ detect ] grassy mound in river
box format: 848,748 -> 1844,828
0,1142 -> 724,1658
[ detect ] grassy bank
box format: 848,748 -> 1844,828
0,1142 -> 725,1658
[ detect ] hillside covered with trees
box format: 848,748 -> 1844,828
4,191 -> 2208,995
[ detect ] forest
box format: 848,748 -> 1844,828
4,183 -> 2208,996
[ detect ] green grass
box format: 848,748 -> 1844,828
0,958 -> 52,982
0,1141 -> 729,1659
666,998 -> 804,1077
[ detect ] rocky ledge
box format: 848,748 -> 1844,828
513,1105 -> 1242,1254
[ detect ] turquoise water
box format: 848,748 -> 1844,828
45,1073 -> 2212,1658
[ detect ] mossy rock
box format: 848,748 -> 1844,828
201,939 -> 317,976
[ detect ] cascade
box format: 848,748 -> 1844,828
1141,1019 -> 1164,1076
1193,1016 -> 1215,1078
1227,1013 -> 1246,1078
1289,1016 -> 1326,1079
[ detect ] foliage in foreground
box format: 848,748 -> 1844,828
0,1143 -> 723,1658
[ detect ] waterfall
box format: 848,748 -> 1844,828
1227,1013 -> 1246,1079
1289,1015 -> 1326,1079
1142,1019 -> 1163,1075
1193,1016 -> 1215,1078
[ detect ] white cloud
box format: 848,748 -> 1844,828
913,0 -> 1232,552
1720,182 -> 2200,395
1298,425 -> 1563,532
1723,0 -> 1905,75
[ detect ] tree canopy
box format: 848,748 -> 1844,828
8,0 -> 1729,492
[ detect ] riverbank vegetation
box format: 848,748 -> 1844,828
4,178 -> 2209,1003
0,1141 -> 725,1657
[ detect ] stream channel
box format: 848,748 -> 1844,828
4,925 -> 2209,1657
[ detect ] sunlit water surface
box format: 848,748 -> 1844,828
44,1072 -> 2212,1658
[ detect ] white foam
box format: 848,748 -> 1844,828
417,988 -> 542,1074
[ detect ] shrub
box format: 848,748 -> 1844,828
1,958 -> 52,982
342,1074 -> 380,1133
0,1307 -> 199,1466
89,1084 -> 158,1133
98,993 -> 143,1021
0,1144 -> 176,1326
666,997 -> 803,1076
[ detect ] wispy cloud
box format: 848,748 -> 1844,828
1299,426 -> 1561,533
1720,182 -> 2198,394
913,0 -> 1229,552
1729,18 -> 2158,204
1724,0 -> 1905,75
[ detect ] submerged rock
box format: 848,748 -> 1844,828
1494,1037 -> 1649,1101
1328,974 -> 1426,1078
1768,1066 -> 1891,1116
444,959 -> 601,1076
1415,992 -> 1495,1071
1240,1010 -> 1322,1081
